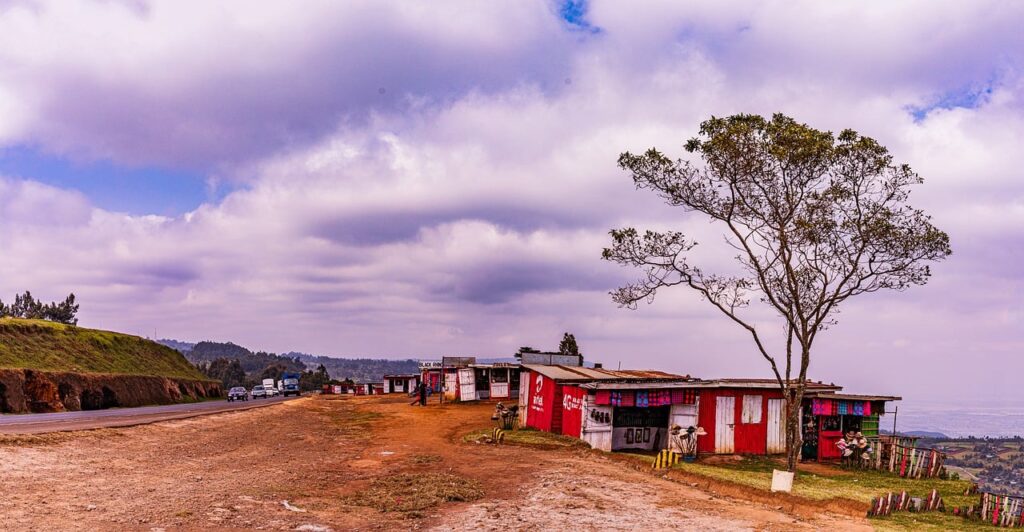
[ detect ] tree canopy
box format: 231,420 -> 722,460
603,113 -> 951,470
0,291 -> 80,325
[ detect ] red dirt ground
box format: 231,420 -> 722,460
0,395 -> 871,530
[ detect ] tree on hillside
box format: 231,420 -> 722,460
603,113 -> 951,472
259,363 -> 289,383
300,364 -> 331,392
558,332 -> 581,359
0,291 -> 79,324
200,358 -> 247,389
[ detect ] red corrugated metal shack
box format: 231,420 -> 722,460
518,364 -> 696,452
692,379 -> 841,455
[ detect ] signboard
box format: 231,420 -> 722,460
442,356 -> 476,367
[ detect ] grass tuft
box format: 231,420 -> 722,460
463,427 -> 590,449
343,472 -> 483,514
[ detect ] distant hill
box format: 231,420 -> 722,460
0,318 -> 206,380
881,429 -> 952,439
287,352 -> 419,382
159,337 -> 434,383
184,341 -> 306,374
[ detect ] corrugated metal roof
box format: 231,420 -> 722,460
697,379 -> 843,391
522,364 -> 689,382
807,391 -> 901,402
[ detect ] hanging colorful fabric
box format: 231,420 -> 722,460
621,391 -> 635,407
595,390 -> 611,406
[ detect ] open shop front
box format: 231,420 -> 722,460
586,386 -> 699,452
800,393 -> 900,462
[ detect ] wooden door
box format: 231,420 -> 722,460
458,368 -> 476,401
767,398 -> 786,454
444,372 -> 458,401
715,396 -> 736,453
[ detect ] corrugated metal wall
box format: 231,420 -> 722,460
766,398 -> 786,454
525,372 -> 556,432
560,385 -> 586,438
698,388 -> 783,454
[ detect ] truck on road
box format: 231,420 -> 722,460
280,372 -> 300,397
262,378 -> 278,397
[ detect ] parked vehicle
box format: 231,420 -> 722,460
227,387 -> 248,402
251,385 -> 268,399
262,378 -> 278,396
280,372 -> 300,397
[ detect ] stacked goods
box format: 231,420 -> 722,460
868,492 -> 905,517
596,389 -> 695,407
980,492 -> 1024,528
867,490 -> 943,517
870,441 -> 945,478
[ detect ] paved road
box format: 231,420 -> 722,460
0,395 -> 301,434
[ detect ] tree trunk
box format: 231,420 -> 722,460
784,386 -> 803,472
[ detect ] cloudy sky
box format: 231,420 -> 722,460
1,1 -> 1021,403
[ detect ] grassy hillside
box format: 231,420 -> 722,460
0,318 -> 208,380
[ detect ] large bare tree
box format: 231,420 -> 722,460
603,114 -> 951,471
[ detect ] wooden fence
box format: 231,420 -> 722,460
954,491 -> 1024,528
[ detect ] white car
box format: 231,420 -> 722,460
251,385 -> 268,399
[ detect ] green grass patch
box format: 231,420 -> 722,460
874,511 -> 996,531
624,454 -> 982,531
0,318 -> 207,380
656,455 -> 975,506
463,427 -> 590,449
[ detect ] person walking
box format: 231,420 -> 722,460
418,379 -> 428,406
409,381 -> 422,407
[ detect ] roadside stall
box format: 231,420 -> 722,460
518,364 -> 695,451
800,392 -> 900,462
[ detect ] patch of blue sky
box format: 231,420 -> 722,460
559,0 -> 601,34
0,145 -> 232,216
907,82 -> 995,122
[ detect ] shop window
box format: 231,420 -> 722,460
492,369 -> 508,383
741,395 -> 762,424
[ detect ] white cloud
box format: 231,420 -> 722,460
0,2 -> 1022,401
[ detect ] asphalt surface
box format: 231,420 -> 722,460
0,394 -> 301,434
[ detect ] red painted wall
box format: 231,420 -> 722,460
560,385 -> 586,438
697,388 -> 783,454
525,372 -> 556,432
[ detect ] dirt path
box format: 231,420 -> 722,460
0,395 -> 872,530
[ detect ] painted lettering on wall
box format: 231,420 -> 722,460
562,392 -> 583,412
530,375 -> 545,413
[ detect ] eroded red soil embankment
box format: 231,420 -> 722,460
0,369 -> 221,414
